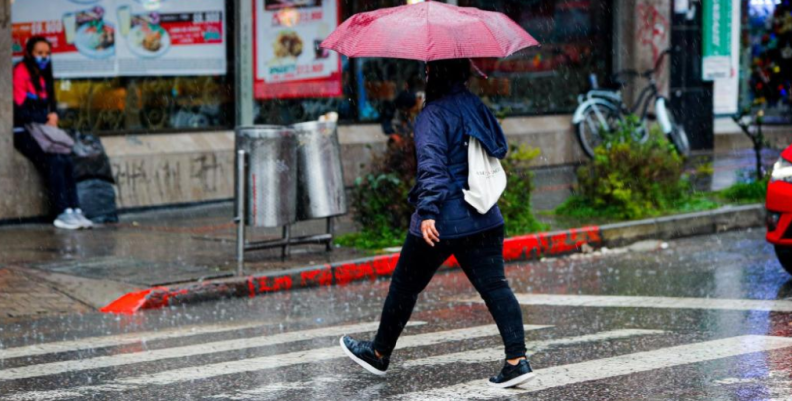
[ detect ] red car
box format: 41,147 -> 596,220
767,144 -> 792,275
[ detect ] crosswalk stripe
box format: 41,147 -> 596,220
3,324 -> 550,401
393,335 -> 792,401
459,293 -> 792,312
208,376 -> 345,400
0,321 -> 426,381
211,329 -> 665,400
402,329 -> 665,368
0,321 -> 274,360
115,324 -> 551,386
3,384 -> 133,401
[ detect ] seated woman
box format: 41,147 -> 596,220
13,36 -> 92,229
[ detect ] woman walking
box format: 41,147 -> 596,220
13,36 -> 91,229
340,59 -> 534,388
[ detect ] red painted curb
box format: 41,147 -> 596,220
101,226 -> 602,314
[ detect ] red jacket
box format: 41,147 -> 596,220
13,62 -> 54,128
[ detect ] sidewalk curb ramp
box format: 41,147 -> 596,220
100,204 -> 764,314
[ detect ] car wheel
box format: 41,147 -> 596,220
775,246 -> 792,275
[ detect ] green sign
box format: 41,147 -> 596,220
702,0 -> 732,80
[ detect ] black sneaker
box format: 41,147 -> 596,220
339,336 -> 389,376
488,359 -> 536,388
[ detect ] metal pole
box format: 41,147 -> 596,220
236,149 -> 246,276
282,224 -> 291,260
326,217 -> 334,252
235,0 -> 255,127
234,0 -> 253,275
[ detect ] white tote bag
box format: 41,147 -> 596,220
463,136 -> 507,214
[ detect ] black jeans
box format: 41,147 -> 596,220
373,225 -> 527,360
14,130 -> 79,214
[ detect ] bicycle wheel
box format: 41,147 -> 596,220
574,102 -> 621,158
633,120 -> 650,144
666,105 -> 691,157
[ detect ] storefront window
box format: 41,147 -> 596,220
12,0 -> 233,135
349,0 -> 424,124
460,0 -> 612,116
57,75 -> 233,133
744,0 -> 792,123
254,0 -> 425,127
253,0 -> 612,126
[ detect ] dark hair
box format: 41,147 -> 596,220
23,36 -> 55,107
425,58 -> 471,103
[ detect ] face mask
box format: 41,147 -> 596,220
34,56 -> 50,70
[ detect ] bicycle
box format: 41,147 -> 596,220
572,49 -> 691,158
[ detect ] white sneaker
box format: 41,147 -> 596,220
73,209 -> 94,229
53,209 -> 82,230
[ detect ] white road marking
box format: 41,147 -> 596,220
211,329 -> 665,400
209,375 -> 345,400
3,324 -> 550,401
714,371 -> 792,401
459,293 -> 792,312
0,321 -> 426,381
713,377 -> 761,385
115,324 -> 550,386
393,335 -> 792,401
2,384 -> 133,401
403,329 -> 665,368
0,321 -> 273,360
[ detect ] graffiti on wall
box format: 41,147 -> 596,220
112,152 -> 231,207
637,2 -> 670,75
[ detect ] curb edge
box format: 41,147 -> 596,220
101,204 -> 764,314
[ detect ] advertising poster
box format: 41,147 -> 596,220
116,0 -> 226,76
12,0 -> 118,78
12,0 -> 227,78
254,0 -> 343,99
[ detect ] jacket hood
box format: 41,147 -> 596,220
436,86 -> 508,159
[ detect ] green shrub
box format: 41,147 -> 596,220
337,136 -> 416,250
556,117 -> 716,220
500,144 -> 549,236
718,177 -> 768,203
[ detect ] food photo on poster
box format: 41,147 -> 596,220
125,9 -> 171,57
69,6 -> 116,59
254,0 -> 342,99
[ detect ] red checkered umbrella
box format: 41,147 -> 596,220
320,1 -> 539,61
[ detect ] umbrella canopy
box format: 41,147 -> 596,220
321,1 -> 539,62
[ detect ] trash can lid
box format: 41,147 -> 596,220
291,121 -> 337,132
236,125 -> 295,139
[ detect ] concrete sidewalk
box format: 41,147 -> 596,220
0,205 -> 372,322
0,148 -> 779,320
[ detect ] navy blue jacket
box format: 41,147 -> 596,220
408,84 -> 507,239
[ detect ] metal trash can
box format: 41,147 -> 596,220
292,121 -> 348,220
236,126 -> 298,228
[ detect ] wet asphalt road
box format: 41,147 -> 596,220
1,229 -> 791,401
